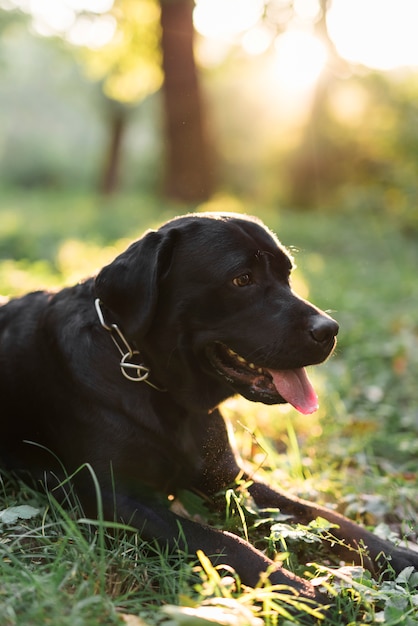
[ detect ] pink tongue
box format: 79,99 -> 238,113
268,368 -> 319,415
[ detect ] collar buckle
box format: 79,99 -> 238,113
94,298 -> 165,391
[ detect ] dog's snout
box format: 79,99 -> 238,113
309,316 -> 339,344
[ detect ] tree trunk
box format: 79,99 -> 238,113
160,0 -> 213,202
100,101 -> 128,195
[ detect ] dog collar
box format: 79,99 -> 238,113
94,298 -> 165,392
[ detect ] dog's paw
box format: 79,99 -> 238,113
383,544 -> 418,577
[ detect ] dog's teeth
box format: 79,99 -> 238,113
226,347 -> 258,370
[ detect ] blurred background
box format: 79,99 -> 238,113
0,0 -> 418,503
0,0 -> 418,217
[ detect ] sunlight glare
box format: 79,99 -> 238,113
328,83 -> 369,126
66,13 -> 116,49
23,0 -> 116,47
241,25 -> 273,56
294,0 -> 321,21
328,0 -> 418,70
193,0 -> 263,40
65,0 -> 113,11
30,0 -> 75,34
274,30 -> 327,91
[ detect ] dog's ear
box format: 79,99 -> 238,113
94,228 -> 177,339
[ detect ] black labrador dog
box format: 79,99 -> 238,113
0,213 -> 417,605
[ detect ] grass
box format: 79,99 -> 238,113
0,474 -> 194,626
0,190 -> 417,625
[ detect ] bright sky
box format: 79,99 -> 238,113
2,0 -> 116,47
194,0 -> 418,90
327,0 -> 418,70
3,0 -> 418,78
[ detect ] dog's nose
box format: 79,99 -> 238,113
309,316 -> 339,344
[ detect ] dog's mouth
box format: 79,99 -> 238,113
206,342 -> 319,415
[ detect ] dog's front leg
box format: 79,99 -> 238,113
99,490 -> 328,606
247,479 -> 418,576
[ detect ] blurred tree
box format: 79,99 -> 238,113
1,0 -> 213,200
283,0 -> 351,208
79,0 -> 163,194
159,0 -> 213,201
79,0 -> 213,200
99,98 -> 129,194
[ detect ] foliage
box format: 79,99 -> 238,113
0,193 -> 417,624
79,0 -> 163,103
316,72 -> 418,232
0,474 -> 195,626
0,13 -> 164,192
0,25 -> 106,190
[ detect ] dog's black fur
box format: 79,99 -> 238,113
0,213 -> 417,605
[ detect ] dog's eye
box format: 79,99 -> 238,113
232,273 -> 252,287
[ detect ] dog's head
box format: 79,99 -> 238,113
95,213 -> 338,412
